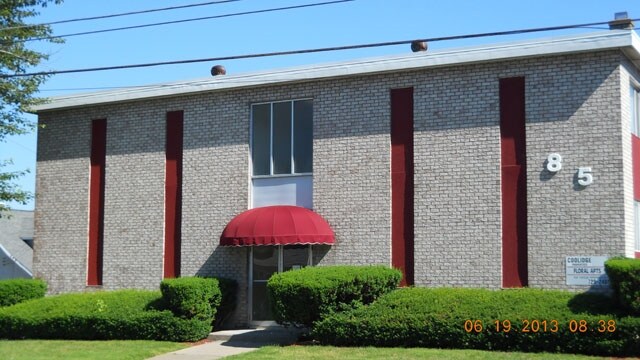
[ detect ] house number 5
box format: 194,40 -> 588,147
577,167 -> 593,186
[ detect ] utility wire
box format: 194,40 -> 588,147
19,0 -> 355,42
0,0 -> 243,31
3,18 -> 638,79
0,49 -> 30,61
6,139 -> 36,154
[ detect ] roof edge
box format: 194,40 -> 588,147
32,30 -> 640,112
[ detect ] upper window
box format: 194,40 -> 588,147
251,99 -> 313,176
631,85 -> 639,136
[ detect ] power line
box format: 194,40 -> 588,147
37,77 -> 335,92
6,139 -> 35,155
3,18 -> 637,79
0,0 -> 243,31
0,49 -> 30,61
19,0 -> 355,42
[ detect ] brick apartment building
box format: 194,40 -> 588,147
32,29 -> 640,326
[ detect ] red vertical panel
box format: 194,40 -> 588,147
632,135 -> 640,200
88,119 -> 106,286
164,111 -> 183,278
500,77 -> 528,288
632,135 -> 640,258
391,87 -> 414,286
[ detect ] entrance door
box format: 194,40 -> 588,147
250,245 -> 311,322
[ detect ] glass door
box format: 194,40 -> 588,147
250,245 -> 312,322
251,247 -> 278,321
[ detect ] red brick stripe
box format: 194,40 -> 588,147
88,119 -> 106,286
390,87 -> 414,286
164,111 -> 183,278
500,77 -> 528,288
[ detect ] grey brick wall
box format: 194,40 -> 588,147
35,49 -> 636,326
412,64 -> 502,288
36,109 -> 92,294
523,52 -> 625,290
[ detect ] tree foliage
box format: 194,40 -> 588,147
0,0 -> 62,216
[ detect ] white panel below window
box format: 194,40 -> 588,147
252,175 -> 312,209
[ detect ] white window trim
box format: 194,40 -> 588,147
251,172 -> 312,180
249,98 -> 313,177
630,85 -> 634,135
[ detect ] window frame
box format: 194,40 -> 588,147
248,245 -> 314,323
633,85 -> 640,253
631,85 -> 640,135
250,98 -> 313,178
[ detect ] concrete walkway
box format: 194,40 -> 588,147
148,326 -> 303,360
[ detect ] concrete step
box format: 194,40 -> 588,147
207,326 -> 304,345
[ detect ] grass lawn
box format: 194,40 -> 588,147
227,346 -> 619,359
0,340 -> 188,360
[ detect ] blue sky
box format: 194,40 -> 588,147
2,0 -> 639,210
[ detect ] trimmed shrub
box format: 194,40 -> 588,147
213,277 -> 237,330
312,288 -> 640,357
605,257 -> 640,315
267,265 -> 402,327
0,278 -> 47,307
160,277 -> 221,321
0,290 -> 210,341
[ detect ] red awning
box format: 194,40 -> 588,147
219,205 -> 335,246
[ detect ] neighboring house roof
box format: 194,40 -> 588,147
31,30 -> 640,113
0,210 -> 34,276
0,244 -> 32,279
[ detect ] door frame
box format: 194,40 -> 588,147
248,245 -> 313,324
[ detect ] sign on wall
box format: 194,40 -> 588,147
565,256 -> 609,287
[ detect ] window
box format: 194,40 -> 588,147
632,85 -> 639,135
250,99 -> 313,209
251,99 -> 313,176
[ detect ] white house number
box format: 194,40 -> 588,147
545,154 -> 593,186
577,167 -> 593,186
546,153 -> 562,172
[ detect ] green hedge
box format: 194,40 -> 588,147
0,278 -> 47,307
160,277 -> 221,321
0,290 -> 209,341
605,257 -> 640,316
312,288 -> 640,357
267,265 -> 402,327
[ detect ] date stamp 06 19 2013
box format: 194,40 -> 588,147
463,319 -> 616,334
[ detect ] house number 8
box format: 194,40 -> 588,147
546,153 -> 562,172
577,167 -> 593,186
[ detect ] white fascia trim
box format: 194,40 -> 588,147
32,31 -> 640,112
0,243 -> 33,278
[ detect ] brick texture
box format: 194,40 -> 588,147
35,49 -> 636,326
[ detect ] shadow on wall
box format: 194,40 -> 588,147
195,245 -> 245,279
195,246 -> 246,328
311,245 -> 332,265
37,55 -> 616,161
194,244 -> 331,327
414,57 -> 616,132
195,244 -> 333,278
